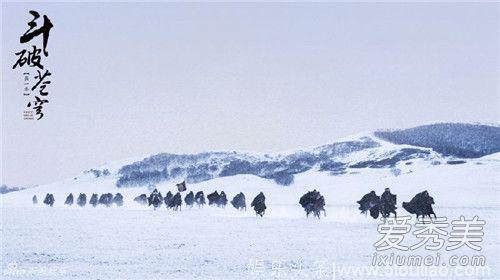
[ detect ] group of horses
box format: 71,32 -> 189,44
33,189 -> 267,217
357,188 -> 436,220
132,189 -> 266,216
33,192 -> 124,208
33,186 -> 436,220
299,189 -> 326,219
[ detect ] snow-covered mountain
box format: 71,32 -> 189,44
111,123 -> 500,187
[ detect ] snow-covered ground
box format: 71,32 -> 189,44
1,154 -> 499,279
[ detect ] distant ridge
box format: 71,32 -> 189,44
113,123 -> 499,188
374,123 -> 500,158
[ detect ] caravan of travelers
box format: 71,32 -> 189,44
33,180 -> 437,221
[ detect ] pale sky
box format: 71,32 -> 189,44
1,2 -> 499,187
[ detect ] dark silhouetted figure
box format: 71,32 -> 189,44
231,192 -> 246,211
164,191 -> 173,207
168,192 -> 182,211
134,194 -> 148,205
65,193 -> 74,206
43,193 -> 54,207
195,191 -> 205,207
113,193 -> 124,207
357,191 -> 381,219
402,190 -> 436,220
251,192 -> 266,217
184,191 -> 195,208
77,193 -> 87,207
99,193 -> 114,207
89,193 -> 99,207
379,188 -> 397,218
207,191 -> 220,206
32,195 -> 38,205
148,189 -> 163,210
218,191 -> 228,208
299,189 -> 326,219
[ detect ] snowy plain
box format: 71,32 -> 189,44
1,152 -> 499,279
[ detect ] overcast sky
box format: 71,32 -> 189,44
2,2 -> 499,187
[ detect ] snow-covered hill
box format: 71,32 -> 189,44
2,123 -> 499,208
97,123 -> 500,189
